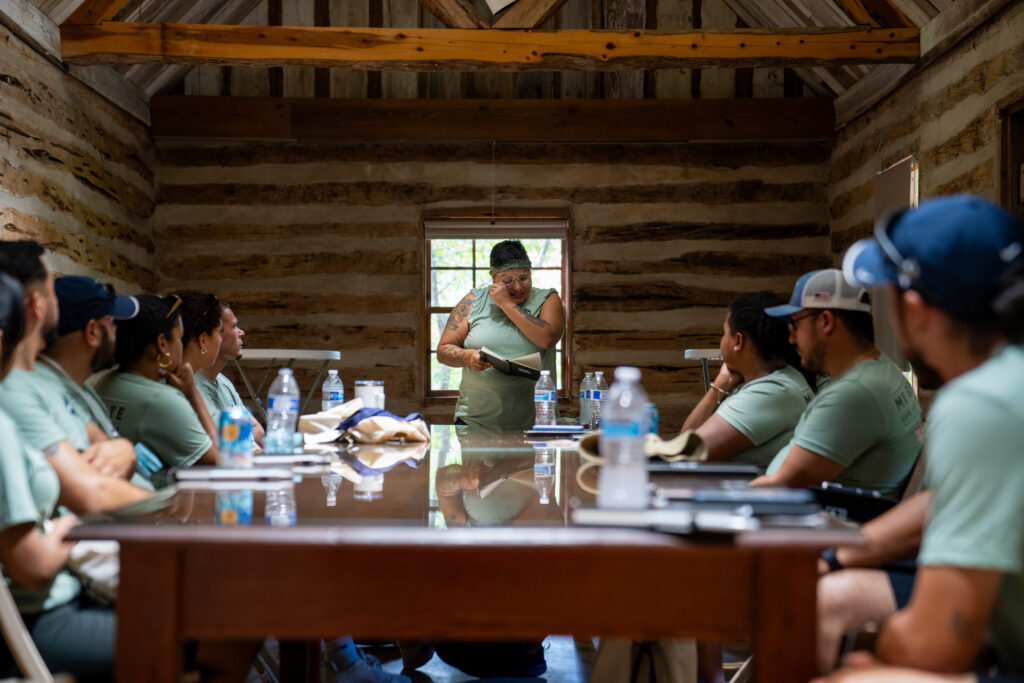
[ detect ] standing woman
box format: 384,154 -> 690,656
95,294 -> 218,487
0,273 -> 115,682
438,240 -> 566,431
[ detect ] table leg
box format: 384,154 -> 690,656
301,361 -> 331,416
700,359 -> 711,392
116,544 -> 181,683
280,639 -> 320,683
752,550 -> 818,683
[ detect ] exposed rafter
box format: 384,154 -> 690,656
833,0 -> 913,28
493,0 -> 573,29
418,0 -> 488,28
60,23 -> 919,71
63,0 -> 134,25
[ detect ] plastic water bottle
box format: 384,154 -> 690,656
266,368 -> 300,453
534,446 -> 555,504
579,372 -> 595,428
597,366 -> 649,509
321,369 -> 344,412
534,370 -> 556,426
590,371 -> 608,429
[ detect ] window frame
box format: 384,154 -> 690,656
422,214 -> 573,401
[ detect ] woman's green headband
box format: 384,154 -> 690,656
489,258 -> 532,276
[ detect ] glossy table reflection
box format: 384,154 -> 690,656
70,425 -> 857,683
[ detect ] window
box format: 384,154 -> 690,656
424,218 -> 571,398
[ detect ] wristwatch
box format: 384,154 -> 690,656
821,547 -> 844,572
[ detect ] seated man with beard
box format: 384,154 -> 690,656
754,269 -> 922,498
0,269 -> 156,500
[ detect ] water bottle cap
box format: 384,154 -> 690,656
279,368 -> 294,376
540,370 -> 550,376
614,366 -> 641,382
595,370 -> 604,377
328,369 -> 338,376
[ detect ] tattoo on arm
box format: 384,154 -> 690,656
514,305 -> 549,328
446,294 -> 474,331
438,345 -> 470,366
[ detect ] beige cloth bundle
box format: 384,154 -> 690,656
298,398 -> 429,445
578,429 -> 708,462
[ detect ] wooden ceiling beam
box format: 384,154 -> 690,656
492,0 -> 571,29
63,0 -> 134,25
61,23 -> 920,70
150,95 -> 836,141
417,0 -> 488,28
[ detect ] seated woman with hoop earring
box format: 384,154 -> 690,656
95,294 -> 219,488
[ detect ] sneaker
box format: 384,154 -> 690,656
397,641 -> 436,671
323,657 -> 411,683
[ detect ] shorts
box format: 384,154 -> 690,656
882,560 -> 917,610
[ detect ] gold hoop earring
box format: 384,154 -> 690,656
157,351 -> 172,369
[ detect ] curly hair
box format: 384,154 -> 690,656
113,294 -> 181,366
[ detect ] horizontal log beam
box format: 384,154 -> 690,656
61,23 -> 919,70
151,95 -> 836,141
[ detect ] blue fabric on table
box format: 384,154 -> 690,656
337,408 -> 425,431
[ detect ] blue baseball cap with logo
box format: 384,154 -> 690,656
765,268 -> 872,318
55,275 -> 139,336
842,194 -> 1024,320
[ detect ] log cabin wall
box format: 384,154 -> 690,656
153,139 -> 831,426
829,1 -> 1024,260
0,22 -> 155,291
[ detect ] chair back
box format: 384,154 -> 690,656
0,570 -> 53,683
901,449 -> 928,501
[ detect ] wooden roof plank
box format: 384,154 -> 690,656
61,23 -> 920,70
150,94 -> 836,141
63,0 -> 135,24
492,0 -> 572,29
417,0 -> 488,28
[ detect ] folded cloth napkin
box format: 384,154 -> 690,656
578,429 -> 707,462
338,408 -> 429,443
299,398 -> 366,438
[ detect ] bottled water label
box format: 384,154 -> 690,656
324,391 -> 343,401
534,462 -> 555,477
579,389 -> 585,399
268,396 -> 299,412
591,390 -> 604,400
534,390 -> 556,401
601,420 -> 642,437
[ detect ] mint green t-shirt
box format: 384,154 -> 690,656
0,364 -> 155,491
715,365 -> 814,469
454,286 -> 559,431
918,344 -> 1024,674
766,356 -> 921,498
95,372 -> 211,487
0,409 -> 80,615
196,371 -> 245,423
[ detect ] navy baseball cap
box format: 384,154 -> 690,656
842,195 -> 1024,320
55,276 -> 139,336
765,268 -> 872,318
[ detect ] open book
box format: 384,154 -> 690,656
478,346 -> 542,380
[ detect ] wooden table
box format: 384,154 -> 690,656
71,428 -> 856,683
